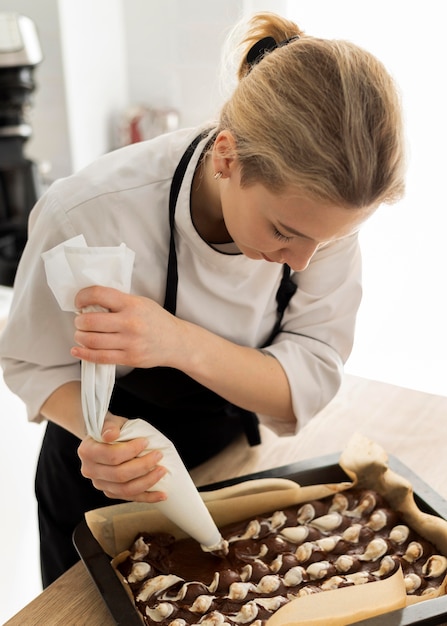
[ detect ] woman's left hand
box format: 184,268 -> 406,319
71,285 -> 184,367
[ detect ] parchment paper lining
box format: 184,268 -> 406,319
84,434 -> 447,624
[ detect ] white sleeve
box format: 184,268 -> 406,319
0,185 -> 83,422
260,233 -> 362,436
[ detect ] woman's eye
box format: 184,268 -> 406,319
273,227 -> 292,243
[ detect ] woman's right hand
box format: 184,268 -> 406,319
77,412 -> 168,503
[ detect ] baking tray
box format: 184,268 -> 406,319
73,452 -> 447,626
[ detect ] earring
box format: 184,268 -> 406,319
214,171 -> 223,180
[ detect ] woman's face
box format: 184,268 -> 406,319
219,165 -> 374,272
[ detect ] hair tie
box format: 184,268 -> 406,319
246,35 -> 300,70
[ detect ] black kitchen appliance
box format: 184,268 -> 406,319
0,12 -> 43,286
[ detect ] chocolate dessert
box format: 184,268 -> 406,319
117,489 -> 447,626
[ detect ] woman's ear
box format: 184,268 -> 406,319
212,130 -> 238,177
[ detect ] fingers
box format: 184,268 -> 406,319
78,437 -> 168,502
72,328 -> 125,353
74,285 -> 126,312
72,287 -> 144,365
74,309 -> 119,334
93,459 -> 168,502
101,413 -> 128,442
78,434 -> 148,465
71,345 -> 126,365
71,286 -> 178,370
72,309 -> 128,363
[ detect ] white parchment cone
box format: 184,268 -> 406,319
119,419 -> 226,552
42,236 -> 227,553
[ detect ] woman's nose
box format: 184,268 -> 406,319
282,240 -> 320,271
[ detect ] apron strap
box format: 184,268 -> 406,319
164,130 -> 297,339
157,131 -> 297,449
164,130 -> 210,315
262,263 -> 297,348
115,129 -> 297,448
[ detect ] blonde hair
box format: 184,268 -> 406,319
217,13 -> 406,208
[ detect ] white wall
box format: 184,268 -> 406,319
286,0 -> 447,397
122,0 -> 242,129
0,0 -> 129,179
121,0 -> 289,126
58,0 -> 128,173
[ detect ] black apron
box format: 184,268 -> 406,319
35,131 -> 297,587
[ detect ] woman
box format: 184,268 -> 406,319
0,12 -> 405,586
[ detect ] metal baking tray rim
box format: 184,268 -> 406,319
73,452 -> 447,626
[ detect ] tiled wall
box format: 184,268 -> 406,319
122,0 -> 242,131
122,0 -> 287,133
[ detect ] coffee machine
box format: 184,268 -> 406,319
0,12 -> 43,286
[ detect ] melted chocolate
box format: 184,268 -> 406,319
117,489 -> 447,626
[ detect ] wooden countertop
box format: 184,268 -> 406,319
5,374 -> 447,626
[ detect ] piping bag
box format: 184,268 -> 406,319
42,235 -> 227,553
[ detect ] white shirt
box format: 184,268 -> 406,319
0,126 -> 362,436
